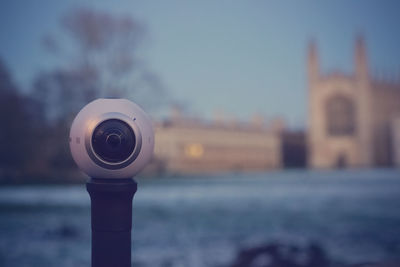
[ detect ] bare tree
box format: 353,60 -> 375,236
0,59 -> 45,181
35,7 -> 166,122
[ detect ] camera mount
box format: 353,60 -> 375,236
87,178 -> 137,267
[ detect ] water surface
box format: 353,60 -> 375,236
0,169 -> 399,266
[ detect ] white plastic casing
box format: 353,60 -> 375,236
69,98 -> 154,178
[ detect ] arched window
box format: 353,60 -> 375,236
326,95 -> 356,136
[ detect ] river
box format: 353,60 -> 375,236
0,169 -> 399,266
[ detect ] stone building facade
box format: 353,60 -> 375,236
308,37 -> 400,168
393,117 -> 400,167
153,118 -> 281,174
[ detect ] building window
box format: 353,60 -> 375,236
184,143 -> 204,158
326,95 -> 356,136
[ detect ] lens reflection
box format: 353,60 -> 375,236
91,119 -> 136,163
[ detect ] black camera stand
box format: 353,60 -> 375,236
86,178 -> 137,267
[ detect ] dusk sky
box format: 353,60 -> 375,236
1,0 -> 400,128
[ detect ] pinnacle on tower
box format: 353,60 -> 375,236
308,39 -> 319,83
355,35 -> 368,80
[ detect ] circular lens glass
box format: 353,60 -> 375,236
91,119 -> 136,163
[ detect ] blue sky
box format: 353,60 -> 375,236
1,0 -> 400,128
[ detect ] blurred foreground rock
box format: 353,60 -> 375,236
352,262 -> 400,267
229,242 -> 330,267
228,242 -> 400,267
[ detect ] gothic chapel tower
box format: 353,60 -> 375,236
308,36 -> 373,168
354,36 -> 373,167
307,40 -> 323,168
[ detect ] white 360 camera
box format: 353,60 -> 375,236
69,98 -> 154,178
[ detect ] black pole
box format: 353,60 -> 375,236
86,178 -> 137,267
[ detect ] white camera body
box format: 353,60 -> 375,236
69,98 -> 154,178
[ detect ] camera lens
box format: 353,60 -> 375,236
91,119 -> 136,163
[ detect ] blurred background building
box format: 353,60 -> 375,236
308,37 -> 400,169
151,108 -> 283,174
393,117 -> 400,167
149,36 -> 400,174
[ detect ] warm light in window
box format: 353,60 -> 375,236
184,143 -> 204,158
